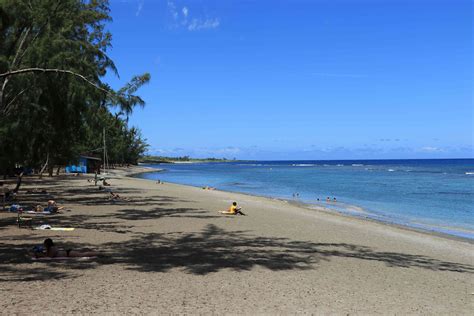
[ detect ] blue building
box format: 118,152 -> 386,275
65,155 -> 101,174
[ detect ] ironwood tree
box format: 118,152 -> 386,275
0,0 -> 150,176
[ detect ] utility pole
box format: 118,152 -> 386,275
103,127 -> 106,174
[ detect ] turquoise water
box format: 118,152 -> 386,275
137,159 -> 474,239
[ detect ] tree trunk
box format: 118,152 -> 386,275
12,172 -> 23,193
0,81 -> 4,111
39,153 -> 49,179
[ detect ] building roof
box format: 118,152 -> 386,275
79,155 -> 102,161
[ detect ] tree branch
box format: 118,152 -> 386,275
11,28 -> 30,68
0,68 -> 112,95
16,1 -> 64,66
3,88 -> 27,115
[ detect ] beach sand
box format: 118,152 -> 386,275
1,166 -> 473,314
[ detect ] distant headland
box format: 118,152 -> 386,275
139,155 -> 241,164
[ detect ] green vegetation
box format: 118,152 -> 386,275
139,155 -> 237,164
0,0 -> 150,176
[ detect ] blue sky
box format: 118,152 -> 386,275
105,0 -> 473,160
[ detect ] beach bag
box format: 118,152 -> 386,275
9,204 -> 21,212
33,246 -> 44,253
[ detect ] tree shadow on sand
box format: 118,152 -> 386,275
36,206 -> 220,232
42,214 -> 137,234
58,191 -> 191,207
2,224 -> 473,282
18,176 -> 191,208
101,224 -> 474,275
112,207 -> 220,220
0,204 -> 219,234
0,242 -> 96,282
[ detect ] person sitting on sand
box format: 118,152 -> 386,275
45,200 -> 63,212
220,202 -> 246,216
33,238 -> 98,258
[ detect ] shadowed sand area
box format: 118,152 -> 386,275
0,167 -> 473,314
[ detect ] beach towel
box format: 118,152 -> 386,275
26,211 -> 52,215
31,256 -> 97,261
34,225 -> 74,231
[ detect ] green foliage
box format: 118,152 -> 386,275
0,0 -> 150,175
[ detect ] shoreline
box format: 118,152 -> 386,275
131,169 -> 474,244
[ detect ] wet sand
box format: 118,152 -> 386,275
0,166 -> 473,314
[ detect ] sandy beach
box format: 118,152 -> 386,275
1,166 -> 473,314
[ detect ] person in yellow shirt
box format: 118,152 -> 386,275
220,202 -> 246,216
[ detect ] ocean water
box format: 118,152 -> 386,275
137,159 -> 474,239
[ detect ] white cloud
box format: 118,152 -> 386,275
312,72 -> 367,78
148,148 -> 185,156
147,144 -> 473,160
189,147 -> 241,157
166,1 -> 219,31
419,146 -> 444,153
188,18 -> 220,31
136,0 -> 144,16
214,147 -> 241,155
167,0 -> 178,20
148,147 -> 240,158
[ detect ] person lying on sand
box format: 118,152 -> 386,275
32,238 -> 99,258
98,185 -> 111,192
108,191 -> 131,201
220,202 -> 246,216
25,188 -> 48,194
35,200 -> 63,213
